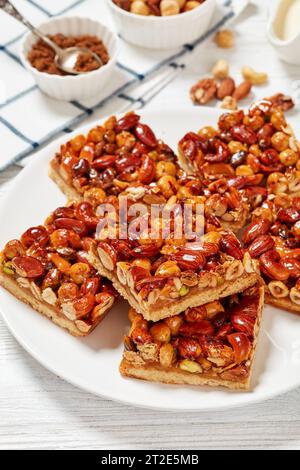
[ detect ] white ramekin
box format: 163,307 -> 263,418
20,16 -> 119,101
267,0 -> 300,65
106,0 -> 216,49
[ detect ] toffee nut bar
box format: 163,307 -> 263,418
49,112 -> 177,202
243,194 -> 300,314
177,99 -> 300,313
87,224 -> 259,322
49,112 -> 250,233
0,202 -> 117,336
120,283 -> 264,390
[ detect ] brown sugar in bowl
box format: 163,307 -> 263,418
27,34 -> 110,76
20,17 -> 119,101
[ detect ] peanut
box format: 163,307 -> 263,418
131,1 -> 150,15
160,0 -> 180,15
159,343 -> 175,368
215,29 -> 234,48
175,0 -> 186,8
150,323 -> 171,343
183,1 -> 202,12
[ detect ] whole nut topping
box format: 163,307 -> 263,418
16,277 -> 31,289
290,287 -> 300,305
97,242 -> 117,271
30,282 -> 42,301
42,287 -> 58,306
179,359 -> 203,373
224,260 -> 244,281
217,77 -> 236,100
233,81 -> 252,101
117,262 -> 131,285
75,320 -> 93,334
268,281 -> 289,299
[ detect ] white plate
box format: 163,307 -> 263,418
1,107 -> 300,411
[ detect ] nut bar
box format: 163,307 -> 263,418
178,100 -> 300,205
177,98 -> 300,315
49,111 -> 250,233
49,112 -> 176,201
87,191 -> 259,321
120,283 -> 264,390
243,194 -> 300,314
0,202 -> 117,336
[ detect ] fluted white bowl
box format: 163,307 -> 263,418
106,0 -> 216,49
20,16 -> 119,101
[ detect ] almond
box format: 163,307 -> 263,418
217,77 -> 236,100
233,81 -> 252,101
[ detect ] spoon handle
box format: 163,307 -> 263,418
0,0 -> 62,54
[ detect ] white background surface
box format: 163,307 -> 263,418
1,0 -> 300,450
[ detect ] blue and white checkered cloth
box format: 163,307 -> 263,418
0,0 -> 234,172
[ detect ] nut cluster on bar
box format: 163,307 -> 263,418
50,112 -> 177,201
0,202 -> 117,336
92,216 -> 258,321
243,197 -> 300,310
49,111 -> 260,323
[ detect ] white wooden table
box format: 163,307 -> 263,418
1,0 -> 300,450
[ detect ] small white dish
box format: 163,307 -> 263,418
106,0 -> 216,50
1,107 -> 300,410
20,16 -> 119,101
267,0 -> 300,65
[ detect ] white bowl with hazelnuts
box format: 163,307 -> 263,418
107,0 -> 216,49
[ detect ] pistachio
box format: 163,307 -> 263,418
3,261 -> 15,276
179,359 -> 202,373
179,285 -> 190,296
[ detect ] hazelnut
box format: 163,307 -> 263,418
215,29 -> 234,48
160,0 -> 180,15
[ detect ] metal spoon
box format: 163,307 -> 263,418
0,0 -> 103,75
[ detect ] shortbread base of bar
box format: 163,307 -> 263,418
0,271 -> 107,336
89,249 -> 259,321
265,293 -> 300,315
49,160 -> 82,202
119,359 -> 249,390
